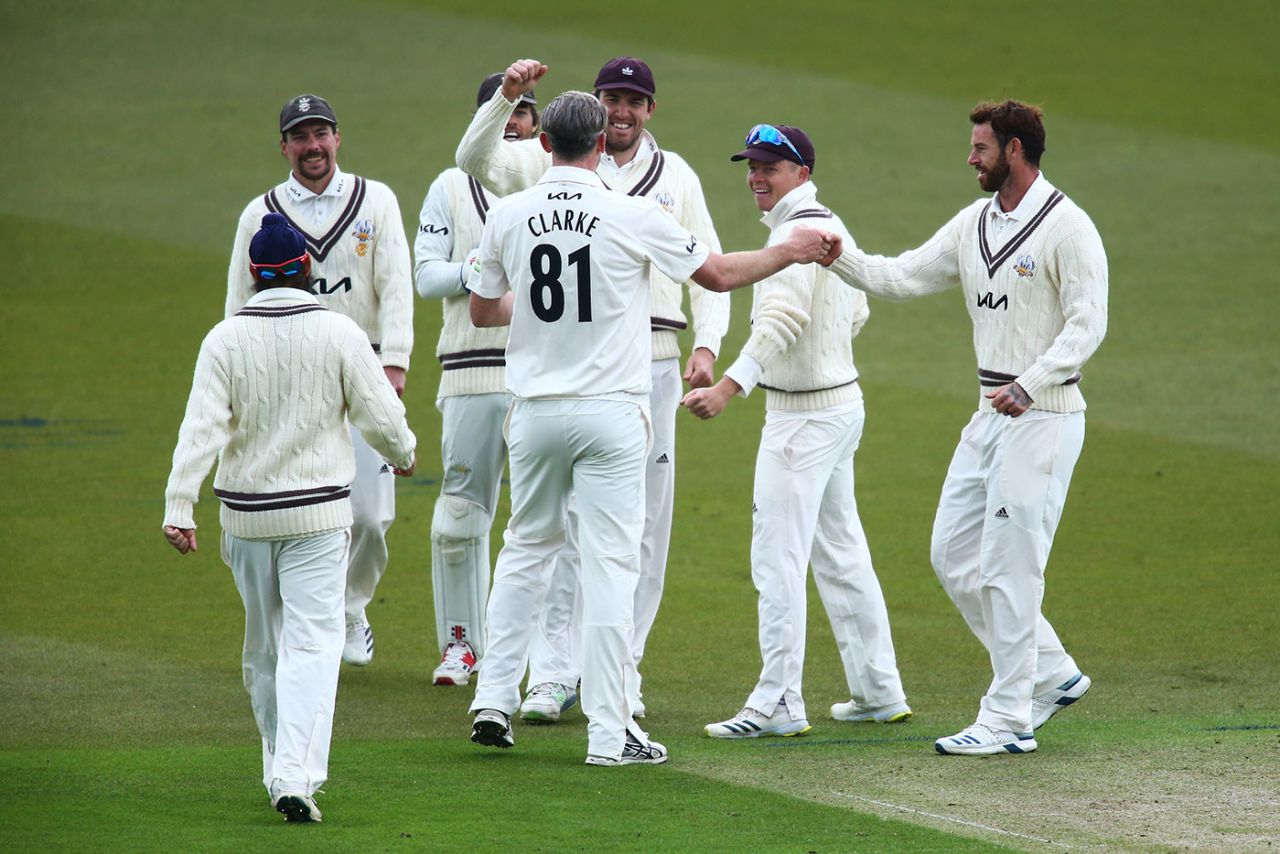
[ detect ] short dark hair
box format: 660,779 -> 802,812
970,100 -> 1046,166
540,91 -> 606,160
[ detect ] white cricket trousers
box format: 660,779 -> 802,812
931,410 -> 1085,734
524,358 -> 677,698
471,397 -> 648,760
223,528 -> 349,797
345,425 -> 397,622
745,398 -> 906,722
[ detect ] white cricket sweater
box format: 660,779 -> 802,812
164,289 -> 416,540
227,168 -> 415,371
414,167 -> 508,397
830,173 -> 1107,413
725,182 -> 869,411
457,90 -> 729,361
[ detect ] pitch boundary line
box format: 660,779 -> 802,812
831,790 -> 1072,850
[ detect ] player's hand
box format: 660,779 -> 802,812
985,381 -> 1032,417
384,366 -> 407,398
682,347 -> 716,389
163,525 -> 198,554
785,226 -> 835,265
681,382 -> 733,420
392,456 -> 416,478
817,231 -> 843,267
503,59 -> 548,101
461,248 -> 481,292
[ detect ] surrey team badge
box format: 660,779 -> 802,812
352,219 -> 374,257
1014,254 -> 1036,278
655,192 -> 675,213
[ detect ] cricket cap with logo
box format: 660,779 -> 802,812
280,94 -> 339,133
476,72 -> 538,108
731,124 -> 816,173
594,57 -> 656,98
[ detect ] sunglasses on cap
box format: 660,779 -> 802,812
250,253 -> 310,281
746,124 -> 805,166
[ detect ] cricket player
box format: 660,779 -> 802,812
825,100 -> 1107,755
457,57 -> 730,721
164,213 -> 416,822
227,94 -> 415,667
414,73 -> 539,687
465,90 -> 838,765
683,125 -> 911,739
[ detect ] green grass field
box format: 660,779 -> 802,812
2,1 -> 1278,850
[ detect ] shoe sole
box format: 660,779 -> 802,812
433,674 -> 471,686
832,709 -> 914,723
520,709 -> 561,723
1033,674 -> 1092,729
585,753 -> 668,766
470,720 -> 513,748
705,722 -> 812,739
275,795 -> 321,822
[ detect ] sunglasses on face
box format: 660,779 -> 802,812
250,253 -> 309,280
746,124 -> 805,166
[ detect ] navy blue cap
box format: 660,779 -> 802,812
249,213 -> 308,266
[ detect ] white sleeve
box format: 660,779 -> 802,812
723,353 -> 764,397
456,90 -> 551,196
829,206 -> 969,301
342,321 -> 417,470
164,333 -> 234,530
468,217 -> 511,300
225,206 -> 257,318
414,173 -> 466,299
371,187 -> 414,370
637,204 -> 712,286
675,161 -> 730,355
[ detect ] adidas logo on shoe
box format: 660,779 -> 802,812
994,507 -> 1009,519
1032,672 -> 1092,729
934,723 -> 1036,755
705,703 -> 811,739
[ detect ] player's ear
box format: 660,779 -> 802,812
595,132 -> 606,153
539,131 -> 552,153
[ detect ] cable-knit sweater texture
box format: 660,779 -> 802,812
165,289 -> 416,540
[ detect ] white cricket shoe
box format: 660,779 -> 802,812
273,792 -> 322,823
1032,672 -> 1092,729
934,723 -> 1037,755
519,682 -> 577,723
342,614 -> 373,666
830,700 -> 913,723
705,704 -> 811,739
585,730 -> 668,766
470,708 -> 514,749
432,641 -> 478,686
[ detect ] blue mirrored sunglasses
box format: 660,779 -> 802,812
746,124 -> 805,165
250,252 -> 308,280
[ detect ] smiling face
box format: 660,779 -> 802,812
968,122 -> 1011,193
281,120 -> 340,193
597,89 -> 655,157
505,103 -> 537,142
746,158 -> 809,212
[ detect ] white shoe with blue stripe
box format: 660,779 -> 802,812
934,723 -> 1037,755
705,704 -> 811,739
1032,672 -> 1091,729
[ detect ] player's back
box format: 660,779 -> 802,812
484,169 -> 669,400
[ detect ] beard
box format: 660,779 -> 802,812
978,150 -> 1010,192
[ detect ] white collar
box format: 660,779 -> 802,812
284,166 -> 348,203
539,165 -> 610,189
599,131 -> 660,171
761,181 -> 819,229
245,287 -> 319,307
990,171 -> 1054,220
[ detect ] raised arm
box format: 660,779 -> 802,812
456,59 -> 552,196
827,206 -> 970,301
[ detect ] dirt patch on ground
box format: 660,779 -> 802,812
684,728 -> 1280,851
